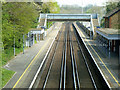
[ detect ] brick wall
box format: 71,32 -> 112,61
118,11 -> 120,29
109,11 -> 120,29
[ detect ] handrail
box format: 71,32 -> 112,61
37,13 -> 42,28
44,14 -> 47,27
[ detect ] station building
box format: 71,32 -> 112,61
80,8 -> 120,54
96,7 -> 120,54
104,7 -> 120,29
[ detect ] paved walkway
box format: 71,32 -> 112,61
3,22 -> 62,89
74,22 -> 120,88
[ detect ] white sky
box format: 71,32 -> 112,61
56,0 -> 108,7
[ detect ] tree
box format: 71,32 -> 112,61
117,1 -> 120,7
41,2 -> 60,13
2,2 -> 39,49
106,2 -> 119,13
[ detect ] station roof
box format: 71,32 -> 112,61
96,28 -> 120,40
30,28 -> 44,34
30,28 -> 42,31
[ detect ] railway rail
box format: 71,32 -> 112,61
59,23 -> 67,89
29,22 -> 109,89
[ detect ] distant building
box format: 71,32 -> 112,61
104,7 -> 120,29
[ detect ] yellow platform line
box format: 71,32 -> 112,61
12,39 -> 49,89
89,43 -> 120,86
76,25 -> 120,86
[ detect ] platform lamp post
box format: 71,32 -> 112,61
23,34 -> 24,54
14,35 -> 15,56
13,20 -> 16,56
21,23 -> 25,54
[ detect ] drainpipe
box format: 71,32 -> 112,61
109,40 -> 111,58
119,45 -> 120,65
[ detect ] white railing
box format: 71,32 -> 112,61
47,14 -> 91,20
39,13 -> 96,38
37,13 -> 42,28
44,14 -> 47,27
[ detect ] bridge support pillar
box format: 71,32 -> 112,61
39,34 -> 40,41
90,16 -> 96,39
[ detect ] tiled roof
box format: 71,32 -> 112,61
97,28 -> 120,34
104,7 -> 120,18
96,28 -> 120,40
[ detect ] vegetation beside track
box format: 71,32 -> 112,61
1,2 -> 60,88
2,68 -> 15,88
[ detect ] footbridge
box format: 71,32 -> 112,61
38,13 -> 96,34
29,13 -> 99,46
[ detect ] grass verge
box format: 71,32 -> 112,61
1,46 -> 24,88
2,68 -> 15,88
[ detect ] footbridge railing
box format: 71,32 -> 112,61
38,13 -> 97,39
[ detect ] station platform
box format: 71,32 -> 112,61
73,22 -> 120,88
3,22 -> 62,89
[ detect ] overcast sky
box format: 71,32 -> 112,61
56,0 -> 108,7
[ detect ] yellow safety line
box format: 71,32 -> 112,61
76,25 -> 120,86
12,39 -> 49,89
89,44 -> 120,86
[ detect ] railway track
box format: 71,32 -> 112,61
30,22 -> 109,89
59,22 -> 67,89
36,23 -> 65,88
71,23 -> 97,89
